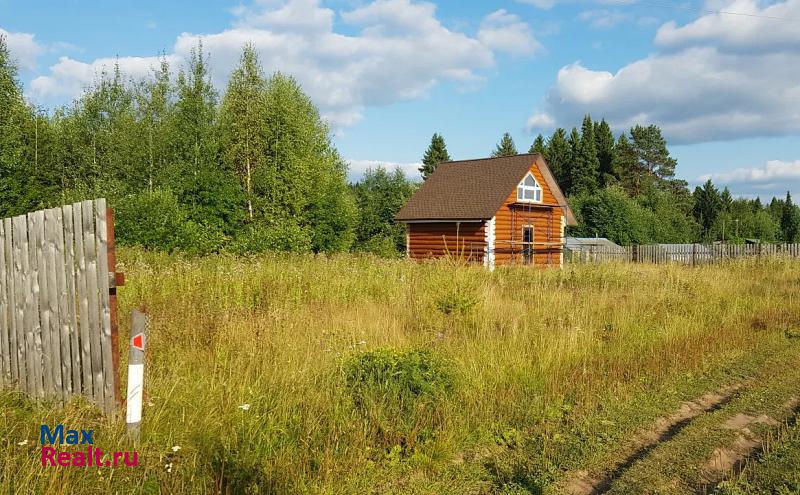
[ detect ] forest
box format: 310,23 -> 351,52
2,36 -> 799,255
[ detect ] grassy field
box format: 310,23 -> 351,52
1,250 -> 799,494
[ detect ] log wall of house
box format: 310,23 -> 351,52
407,222 -> 486,262
493,164 -> 565,267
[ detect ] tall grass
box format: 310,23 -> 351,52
1,250 -> 798,493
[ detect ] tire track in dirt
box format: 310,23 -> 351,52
695,397 -> 800,494
558,383 -> 744,495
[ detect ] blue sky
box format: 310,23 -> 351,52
2,0 -> 799,199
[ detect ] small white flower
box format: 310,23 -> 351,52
171,445 -> 181,452
357,340 -> 367,345
238,403 -> 251,411
147,401 -> 155,407
165,462 -> 173,473
17,439 -> 28,446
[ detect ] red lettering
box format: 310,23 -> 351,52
41,447 -> 56,466
113,452 -> 123,466
94,447 -> 103,466
57,452 -> 71,467
123,452 -> 138,467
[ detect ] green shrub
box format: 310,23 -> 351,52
343,348 -> 454,454
230,221 -> 312,254
435,292 -> 479,315
114,190 -> 227,255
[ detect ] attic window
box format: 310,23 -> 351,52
517,172 -> 543,203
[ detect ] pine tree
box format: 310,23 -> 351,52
630,124 -> 676,192
545,128 -> 570,189
491,132 -> 518,157
570,115 -> 600,196
781,191 -> 800,242
529,134 -> 546,155
419,133 -> 451,180
594,119 -> 615,186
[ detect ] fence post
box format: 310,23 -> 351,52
106,208 -> 124,408
126,309 -> 148,442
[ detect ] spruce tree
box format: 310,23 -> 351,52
720,187 -> 733,213
491,132 -> 518,157
594,119 -> 615,186
570,115 -> 600,196
613,133 -> 638,196
781,191 -> 800,242
564,127 -> 581,196
692,179 -> 722,238
545,128 -> 570,189
419,133 -> 451,180
529,134 -> 546,155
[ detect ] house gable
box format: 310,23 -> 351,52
395,153 -> 575,225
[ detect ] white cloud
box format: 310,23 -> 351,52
29,55 -> 181,102
516,0 -> 558,9
478,9 -> 541,56
655,0 -> 800,52
526,111 -> 555,131
1,28 -> 44,71
578,9 -> 632,29
527,0 -> 800,143
27,0 -> 506,128
347,159 -> 422,182
698,159 -> 800,184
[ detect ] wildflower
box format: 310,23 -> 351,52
165,462 -> 173,473
357,340 -> 367,345
17,440 -> 28,446
171,445 -> 181,452
238,403 -> 251,411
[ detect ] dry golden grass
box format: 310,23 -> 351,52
1,250 -> 798,494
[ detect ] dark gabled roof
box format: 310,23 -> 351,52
395,153 -> 577,225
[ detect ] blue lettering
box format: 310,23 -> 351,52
40,425 -> 63,445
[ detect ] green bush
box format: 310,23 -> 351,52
114,190 -> 227,255
230,221 -> 312,254
343,348 -> 454,453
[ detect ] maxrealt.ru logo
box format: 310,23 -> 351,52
40,425 -> 138,467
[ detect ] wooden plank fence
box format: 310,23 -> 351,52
566,243 -> 800,265
0,199 -> 118,413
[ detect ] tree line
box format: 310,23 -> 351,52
1,34 -> 798,257
0,37 -> 420,255
420,118 -> 800,245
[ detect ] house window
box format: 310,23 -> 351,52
522,225 -> 534,264
517,173 -> 543,203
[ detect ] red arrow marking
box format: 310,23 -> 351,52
131,333 -> 144,351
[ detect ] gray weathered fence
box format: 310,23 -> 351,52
566,243 -> 800,265
0,199 -> 117,413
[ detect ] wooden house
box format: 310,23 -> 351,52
395,153 -> 577,269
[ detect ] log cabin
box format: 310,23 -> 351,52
395,153 -> 577,269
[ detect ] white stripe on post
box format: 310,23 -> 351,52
126,309 -> 147,440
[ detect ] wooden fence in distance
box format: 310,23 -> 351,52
566,243 -> 800,265
0,199 -> 117,413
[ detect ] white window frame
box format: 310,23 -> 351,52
517,172 -> 543,203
